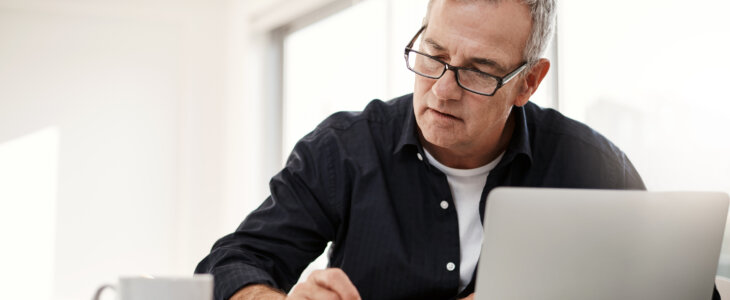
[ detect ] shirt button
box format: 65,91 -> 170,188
416,152 -> 423,161
440,200 -> 449,210
446,262 -> 456,271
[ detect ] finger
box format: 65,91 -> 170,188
310,268 -> 361,300
289,282 -> 339,300
306,285 -> 341,300
287,283 -> 307,300
459,293 -> 475,300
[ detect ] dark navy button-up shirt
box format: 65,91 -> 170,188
195,93 -> 647,300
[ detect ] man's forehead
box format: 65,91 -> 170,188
422,36 -> 510,74
424,0 -> 532,68
426,0 -> 515,17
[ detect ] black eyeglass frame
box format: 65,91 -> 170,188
404,25 -> 527,97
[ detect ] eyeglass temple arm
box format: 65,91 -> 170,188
501,64 -> 527,85
405,25 -> 428,51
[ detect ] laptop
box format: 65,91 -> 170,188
474,188 -> 729,300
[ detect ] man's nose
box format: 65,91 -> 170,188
431,68 -> 463,100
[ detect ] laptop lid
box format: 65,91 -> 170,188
474,188 -> 729,300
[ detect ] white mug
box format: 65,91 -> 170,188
92,275 -> 213,300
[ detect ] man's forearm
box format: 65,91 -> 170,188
230,284 -> 287,300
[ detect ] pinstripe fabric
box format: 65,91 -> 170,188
196,93 -> 648,300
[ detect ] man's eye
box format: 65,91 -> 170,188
421,50 -> 443,59
473,68 -> 491,75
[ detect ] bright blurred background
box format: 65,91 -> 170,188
1,0 -> 729,299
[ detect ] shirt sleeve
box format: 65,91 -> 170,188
195,132 -> 341,300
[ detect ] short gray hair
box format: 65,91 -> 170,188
423,0 -> 556,70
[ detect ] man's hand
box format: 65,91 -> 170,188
288,268 -> 361,300
459,293 -> 474,300
228,284 -> 286,300
230,284 -> 286,300
229,268 -> 360,300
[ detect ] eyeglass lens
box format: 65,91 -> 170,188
407,51 -> 499,95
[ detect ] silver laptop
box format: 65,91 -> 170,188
474,188 -> 729,300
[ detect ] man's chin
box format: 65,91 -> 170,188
420,131 -> 461,151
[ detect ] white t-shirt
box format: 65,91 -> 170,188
423,149 -> 504,292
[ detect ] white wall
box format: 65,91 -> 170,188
0,0 -> 235,298
0,0 -> 354,298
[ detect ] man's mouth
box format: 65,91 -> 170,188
428,108 -> 461,121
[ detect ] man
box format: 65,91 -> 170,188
196,0 -> 656,299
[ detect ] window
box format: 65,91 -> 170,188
282,0 -> 431,161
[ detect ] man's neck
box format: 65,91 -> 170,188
420,112 -> 515,169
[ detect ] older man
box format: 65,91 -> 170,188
195,0 -> 653,299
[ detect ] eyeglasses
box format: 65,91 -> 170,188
404,26 -> 527,97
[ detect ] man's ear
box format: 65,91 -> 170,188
513,58 -> 550,107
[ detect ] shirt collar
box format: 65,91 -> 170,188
393,94 -> 533,166
393,95 -> 420,155
502,104 -> 533,166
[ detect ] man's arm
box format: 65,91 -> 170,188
195,132 -> 345,300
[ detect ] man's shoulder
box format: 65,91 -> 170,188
524,102 -> 621,157
316,94 -> 412,131
522,102 -> 644,189
296,94 -> 412,150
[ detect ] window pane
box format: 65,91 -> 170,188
283,0 -> 430,161
283,0 -> 388,160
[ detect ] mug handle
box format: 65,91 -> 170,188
92,284 -> 116,300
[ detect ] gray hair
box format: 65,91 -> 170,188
423,0 -> 556,71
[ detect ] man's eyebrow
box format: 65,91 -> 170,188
423,38 -> 508,74
423,38 -> 446,51
471,57 -> 508,75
